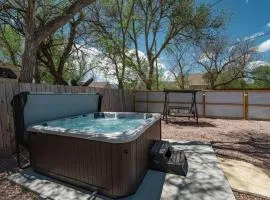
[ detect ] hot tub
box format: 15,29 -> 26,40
28,112 -> 161,198
12,92 -> 161,198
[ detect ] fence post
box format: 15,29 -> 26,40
202,91 -> 206,117
243,90 -> 248,120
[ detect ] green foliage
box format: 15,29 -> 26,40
159,81 -> 179,90
251,65 -> 270,88
0,0 -> 228,88
40,68 -> 56,84
202,69 -> 249,89
0,26 -> 23,66
216,76 -> 248,89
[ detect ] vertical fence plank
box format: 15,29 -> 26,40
4,83 -> 15,155
2,83 -> 10,155
105,88 -> 110,111
30,83 -> 37,92
108,89 -> 112,111
19,83 -> 31,93
146,91 -> 149,113
106,88 -> 112,112
123,90 -> 131,112
59,85 -> 65,93
106,88 -> 112,111
133,91 -> 136,112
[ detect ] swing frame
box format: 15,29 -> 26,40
162,89 -> 199,124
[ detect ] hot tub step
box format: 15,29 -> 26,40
167,150 -> 188,176
149,140 -> 188,176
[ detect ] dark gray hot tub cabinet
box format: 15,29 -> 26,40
12,92 -> 161,198
29,119 -> 161,198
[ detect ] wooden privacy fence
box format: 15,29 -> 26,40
1,84 -> 270,156
134,90 -> 270,121
0,83 -> 134,157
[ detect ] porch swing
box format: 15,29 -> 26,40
162,89 -> 199,124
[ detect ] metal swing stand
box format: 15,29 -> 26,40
162,89 -> 199,124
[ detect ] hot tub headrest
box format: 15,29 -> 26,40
11,92 -> 102,145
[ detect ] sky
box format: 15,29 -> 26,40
157,0 -> 270,71
208,0 -> 270,54
88,0 -> 270,82
209,0 -> 269,39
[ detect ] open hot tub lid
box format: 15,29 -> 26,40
11,92 -> 103,145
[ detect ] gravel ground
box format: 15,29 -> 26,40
0,157 -> 38,200
162,117 -> 270,176
233,191 -> 270,200
162,117 -> 270,200
0,118 -> 269,200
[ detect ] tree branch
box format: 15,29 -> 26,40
35,0 -> 96,45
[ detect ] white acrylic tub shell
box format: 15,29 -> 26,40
26,112 -> 161,143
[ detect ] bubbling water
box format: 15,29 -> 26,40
45,115 -> 148,134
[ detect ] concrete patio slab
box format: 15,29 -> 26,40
160,140 -> 235,200
8,140 -> 235,200
219,158 -> 270,198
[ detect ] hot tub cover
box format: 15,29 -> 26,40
11,92 -> 102,145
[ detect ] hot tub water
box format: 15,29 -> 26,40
45,116 -> 148,133
27,112 -> 160,142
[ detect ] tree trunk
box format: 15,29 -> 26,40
155,60 -> 159,90
48,68 -> 69,85
19,0 -> 96,83
34,58 -> 41,83
210,80 -> 215,89
145,79 -> 152,90
54,75 -> 69,85
19,0 -> 36,83
19,41 -> 38,83
181,74 -> 185,89
118,81 -> 124,89
146,60 -> 154,90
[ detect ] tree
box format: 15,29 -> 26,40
67,46 -> 99,86
1,0 -> 96,83
250,65 -> 270,88
0,25 -> 23,67
84,0 -> 137,89
167,44 -> 191,89
195,36 -> 255,89
214,71 -> 248,89
37,14 -> 85,85
127,0 -> 225,90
